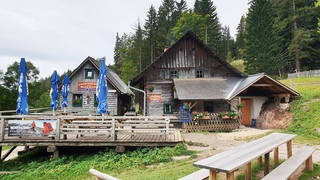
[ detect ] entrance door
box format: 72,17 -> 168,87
241,99 -> 251,126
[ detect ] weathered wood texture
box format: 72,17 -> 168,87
178,169 -> 209,180
139,36 -> 241,116
89,169 -> 120,180
194,133 -> 296,173
184,119 -> 240,132
261,147 -> 316,180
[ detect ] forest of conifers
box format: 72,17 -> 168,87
0,0 -> 319,111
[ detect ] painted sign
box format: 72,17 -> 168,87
8,120 -> 56,136
148,94 -> 162,103
180,106 -> 190,122
78,82 -> 97,91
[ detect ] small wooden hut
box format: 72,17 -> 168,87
65,56 -> 133,115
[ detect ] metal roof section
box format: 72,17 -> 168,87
173,77 -> 242,100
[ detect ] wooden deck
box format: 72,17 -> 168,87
0,115 -> 182,147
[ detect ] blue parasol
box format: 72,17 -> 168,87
16,58 -> 29,114
61,74 -> 70,109
96,59 -> 109,114
50,70 -> 60,112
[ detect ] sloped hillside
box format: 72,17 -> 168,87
280,77 -> 320,144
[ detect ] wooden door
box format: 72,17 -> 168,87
241,99 -> 251,126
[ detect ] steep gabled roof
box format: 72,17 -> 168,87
131,31 -> 246,85
69,56 -> 133,95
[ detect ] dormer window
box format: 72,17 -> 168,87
170,70 -> 179,80
85,69 -> 94,79
196,69 -> 204,78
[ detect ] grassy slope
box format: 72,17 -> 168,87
280,77 -> 320,144
0,144 -> 198,180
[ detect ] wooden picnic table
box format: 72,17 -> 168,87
193,133 -> 296,180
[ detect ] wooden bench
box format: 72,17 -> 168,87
262,147 -> 316,180
189,133 -> 296,180
178,169 -> 209,180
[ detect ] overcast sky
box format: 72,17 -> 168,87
0,0 -> 249,78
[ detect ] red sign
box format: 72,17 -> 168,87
148,94 -> 162,103
78,82 -> 97,91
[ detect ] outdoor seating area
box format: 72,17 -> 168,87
180,132 -> 316,180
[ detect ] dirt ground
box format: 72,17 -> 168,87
182,126 -> 320,180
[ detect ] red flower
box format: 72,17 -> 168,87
189,102 -> 191,106
192,112 -> 194,115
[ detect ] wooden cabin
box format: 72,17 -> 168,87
131,31 -> 300,126
65,56 -> 133,115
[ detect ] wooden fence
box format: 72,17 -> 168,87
183,118 -> 240,132
288,69 -> 320,78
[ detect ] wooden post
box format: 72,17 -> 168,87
0,118 -> 4,142
226,172 -> 234,180
306,156 -> 313,171
257,156 -> 262,165
274,147 -> 279,164
111,118 -> 115,141
165,117 -> 169,140
209,170 -> 216,180
55,118 -> 60,141
287,140 -> 292,158
53,147 -> 59,159
264,152 -> 270,175
246,162 -> 251,180
0,146 -> 2,161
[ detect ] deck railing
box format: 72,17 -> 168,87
0,115 -> 177,143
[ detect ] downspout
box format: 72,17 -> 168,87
128,81 -> 146,116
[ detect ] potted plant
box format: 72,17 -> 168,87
148,86 -> 155,92
218,111 -> 229,119
183,102 -> 192,110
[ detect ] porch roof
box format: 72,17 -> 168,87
173,73 -> 300,101
173,78 -> 241,100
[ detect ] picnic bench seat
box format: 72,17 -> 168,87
262,147 -> 316,180
180,133 -> 296,180
178,169 -> 209,180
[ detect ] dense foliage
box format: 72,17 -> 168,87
0,61 -> 71,111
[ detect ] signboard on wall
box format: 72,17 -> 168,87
148,94 -> 162,103
78,82 -> 97,91
180,106 -> 190,122
8,120 -> 56,137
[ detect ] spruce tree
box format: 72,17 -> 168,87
235,15 -> 246,59
144,5 -> 158,64
244,0 -> 283,75
193,0 -> 222,55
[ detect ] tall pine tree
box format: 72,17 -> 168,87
235,15 -> 246,59
193,0 -> 222,55
244,0 -> 283,76
144,5 -> 158,64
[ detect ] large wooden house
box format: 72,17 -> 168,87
65,56 -> 133,115
131,32 -> 299,126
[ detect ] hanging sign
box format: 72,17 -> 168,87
8,120 -> 56,137
148,94 -> 162,103
180,106 -> 190,122
78,82 -> 97,91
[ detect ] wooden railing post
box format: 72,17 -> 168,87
165,117 -> 169,140
55,118 -> 61,141
111,118 -> 115,141
0,117 -> 5,142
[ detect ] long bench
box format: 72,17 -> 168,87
262,147 -> 316,180
179,169 -> 209,180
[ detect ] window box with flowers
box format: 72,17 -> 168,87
192,111 -> 210,120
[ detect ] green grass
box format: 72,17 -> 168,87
1,146 -> 12,151
279,77 -> 320,144
0,144 -> 197,180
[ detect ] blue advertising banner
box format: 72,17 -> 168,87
180,106 -> 190,122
